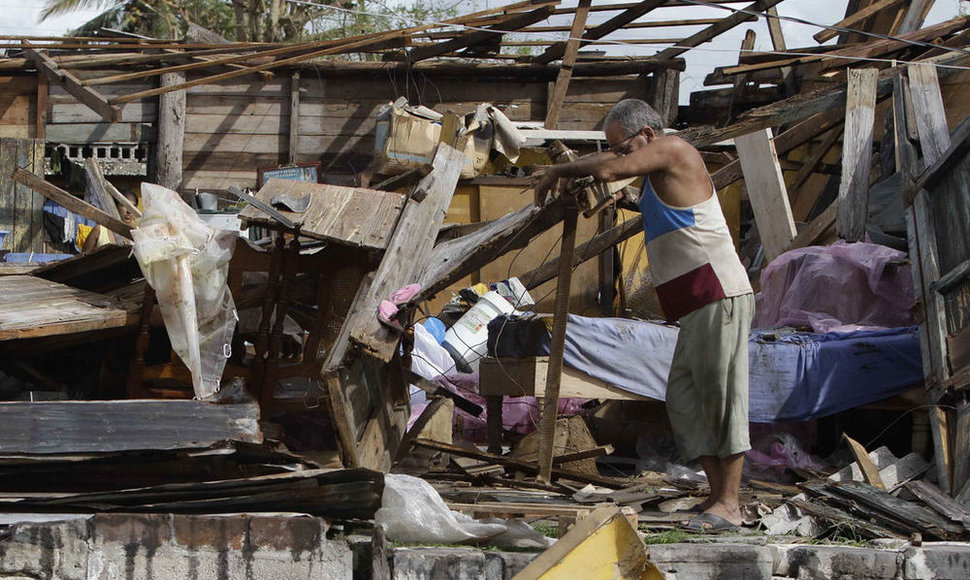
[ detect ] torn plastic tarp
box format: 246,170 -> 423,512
753,241 -> 915,333
131,183 -> 238,399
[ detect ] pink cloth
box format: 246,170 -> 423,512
434,373 -> 587,444
754,241 -> 915,333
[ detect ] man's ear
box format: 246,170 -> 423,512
642,126 -> 656,141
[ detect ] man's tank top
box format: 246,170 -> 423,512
638,176 -> 752,322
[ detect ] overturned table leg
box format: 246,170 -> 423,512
486,395 -> 504,455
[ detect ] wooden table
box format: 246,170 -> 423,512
479,356 -> 657,454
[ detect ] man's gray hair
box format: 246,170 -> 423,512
604,99 -> 664,136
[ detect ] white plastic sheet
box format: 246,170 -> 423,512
375,474 -> 506,544
131,183 -> 238,399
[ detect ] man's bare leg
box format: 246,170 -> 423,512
699,453 -> 744,526
697,455 -> 722,512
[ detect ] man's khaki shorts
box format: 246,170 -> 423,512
665,293 -> 754,461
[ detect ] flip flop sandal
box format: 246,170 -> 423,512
683,512 -> 741,533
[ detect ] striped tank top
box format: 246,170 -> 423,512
639,176 -> 752,322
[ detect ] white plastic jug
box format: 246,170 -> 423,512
442,290 -> 514,373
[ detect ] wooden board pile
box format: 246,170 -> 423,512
0,400 -> 383,520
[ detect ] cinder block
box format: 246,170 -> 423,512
647,542 -> 773,580
903,543 -> 970,580
773,544 -> 899,579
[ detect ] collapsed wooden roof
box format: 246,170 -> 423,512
3,0 -> 964,128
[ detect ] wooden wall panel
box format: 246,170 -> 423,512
0,76 -> 35,138
0,139 -> 45,253
175,73 -> 646,189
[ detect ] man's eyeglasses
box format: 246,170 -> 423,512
609,129 -> 643,156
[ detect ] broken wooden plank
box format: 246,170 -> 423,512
735,128 -> 796,262
0,400 -> 261,454
728,29 -> 758,124
837,68 -> 878,242
842,433 -> 886,490
906,115 -> 970,202
83,158 -> 124,226
829,480 -> 964,539
412,438 -> 626,489
12,167 -> 132,239
537,201 -> 579,485
682,50 -> 969,150
0,275 -> 138,341
26,49 -> 121,122
85,158 -> 140,218
904,480 -> 970,527
789,126 -> 844,221
544,0 -> 592,129
513,505 -> 662,580
414,199 -> 567,303
238,180 -> 405,250
521,216 -> 642,290
790,498 -> 902,539
346,144 -> 464,363
709,108 -> 845,191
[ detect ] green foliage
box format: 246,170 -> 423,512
42,0 -> 464,44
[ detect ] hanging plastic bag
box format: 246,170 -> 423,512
131,183 -> 238,399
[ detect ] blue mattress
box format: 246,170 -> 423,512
487,314 -> 922,423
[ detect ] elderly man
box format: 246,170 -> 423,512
533,98 -> 754,532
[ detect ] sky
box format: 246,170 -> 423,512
3,0 -> 966,103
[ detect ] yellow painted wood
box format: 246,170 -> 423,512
513,505 -> 663,580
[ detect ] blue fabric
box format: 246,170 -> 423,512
638,179 -> 694,242
487,314 -> 922,423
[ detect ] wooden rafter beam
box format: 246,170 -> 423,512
25,49 -> 120,122
533,0 -> 667,65
109,31 -> 409,105
654,0 -> 786,60
404,5 -> 555,62
814,0 -> 908,44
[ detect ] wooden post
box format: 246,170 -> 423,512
728,30 -> 757,124
155,72 -> 185,196
597,206 -> 616,314
537,200 -> 579,485
764,6 -> 795,96
289,71 -> 300,165
837,68 -> 878,242
735,128 -> 796,262
36,72 -> 47,141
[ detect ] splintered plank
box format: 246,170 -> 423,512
837,68 -> 878,242
12,167 -> 133,239
735,128 -> 796,261
842,433 -> 886,490
238,180 -> 405,250
415,199 -> 567,302
0,275 -> 138,341
345,144 -> 464,362
0,400 -> 261,454
827,480 -> 965,540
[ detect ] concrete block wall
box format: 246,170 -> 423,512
0,513 -> 351,580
